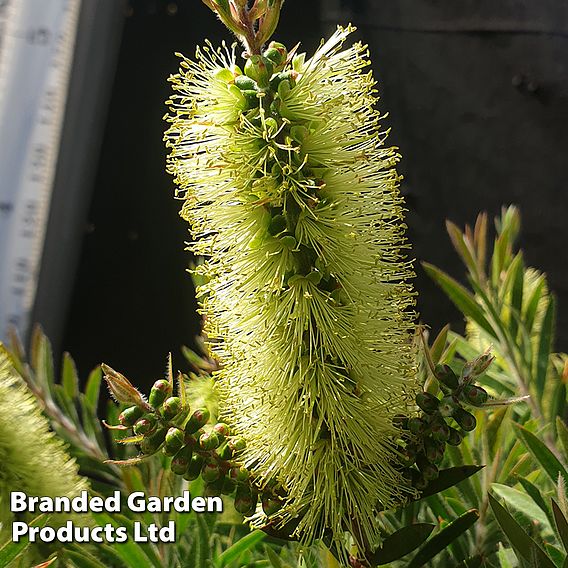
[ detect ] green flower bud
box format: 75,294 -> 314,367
438,395 -> 459,418
409,469 -> 428,491
401,445 -> 417,466
199,430 -> 221,451
133,415 -> 157,435
184,454 -> 205,481
264,41 -> 287,70
408,417 -> 426,434
213,422 -> 231,438
118,406 -> 144,427
149,379 -> 172,408
228,437 -> 246,453
417,455 -> 439,481
447,426 -> 463,446
269,70 -> 296,92
234,74 -> 258,91
163,427 -> 185,456
201,458 -> 222,483
234,487 -> 258,515
424,437 -> 445,463
161,396 -> 183,421
280,235 -> 297,249
453,408 -> 477,432
204,479 -> 224,497
242,89 -> 259,110
185,408 -> 210,434
222,476 -> 237,495
434,364 -> 459,390
171,445 -> 193,475
430,419 -> 450,443
262,493 -> 283,516
416,392 -> 440,414
140,427 -> 168,455
244,55 -> 274,88
216,442 -> 234,460
470,353 -> 494,377
229,466 -> 250,483
461,385 -> 488,407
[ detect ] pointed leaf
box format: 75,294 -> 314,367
414,465 -> 485,501
407,510 -> 479,568
557,417 -> 568,460
85,366 -> 102,412
452,556 -> 483,568
491,483 -> 551,529
552,500 -> 568,552
446,220 -> 479,278
422,263 -> 496,338
216,530 -> 265,567
0,515 -> 50,567
371,524 -> 435,565
535,296 -> 556,401
62,352 -> 79,399
514,424 -> 568,485
489,493 -> 556,568
524,277 -> 546,334
430,324 -> 450,366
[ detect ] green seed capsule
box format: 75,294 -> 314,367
163,427 -> 185,456
264,41 -> 287,69
213,422 -> 231,439
416,392 -> 440,414
199,431 -> 221,451
434,364 -> 459,390
184,454 -> 205,481
234,487 -> 258,515
217,442 -> 234,460
118,406 -> 144,427
149,379 -> 172,409
430,419 -> 450,443
222,477 -> 237,495
462,385 -> 488,407
201,458 -> 221,483
447,427 -> 463,446
453,408 -> 477,432
161,396 -> 182,421
204,479 -> 225,497
262,493 -> 283,516
228,437 -> 246,453
408,417 -> 426,434
229,466 -> 250,483
244,55 -> 273,88
269,71 -> 296,92
242,89 -> 259,110
234,74 -> 258,91
140,427 -> 168,455
185,408 -> 210,434
171,445 -> 193,475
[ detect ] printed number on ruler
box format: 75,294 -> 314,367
0,0 -> 81,340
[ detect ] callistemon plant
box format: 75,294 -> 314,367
164,0 -> 418,559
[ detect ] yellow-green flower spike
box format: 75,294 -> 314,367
165,25 -> 418,556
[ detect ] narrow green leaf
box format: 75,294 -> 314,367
557,417 -> 568,460
552,500 -> 568,552
430,324 -> 450,366
407,510 -> 479,568
264,545 -> 284,568
452,556 -> 483,568
506,253 -> 524,340
64,548 -> 108,568
551,382 -> 567,424
514,424 -> 568,486
85,366 -> 102,412
422,263 -> 496,338
216,531 -> 265,567
62,352 -> 79,399
372,524 -> 435,565
0,515 -> 49,567
446,220 -> 479,278
535,296 -> 556,401
194,513 -> 212,568
491,483 -> 551,530
497,543 -> 516,568
517,477 -> 554,529
416,465 -> 485,501
524,276 -> 546,334
489,493 -> 556,568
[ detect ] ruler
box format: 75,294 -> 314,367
0,0 -> 82,341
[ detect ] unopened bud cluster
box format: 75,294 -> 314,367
113,378 -> 284,518
396,354 -> 491,491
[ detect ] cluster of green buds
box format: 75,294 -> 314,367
396,352 -> 493,491
103,364 -> 284,519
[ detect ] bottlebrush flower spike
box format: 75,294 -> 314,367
165,25 -> 418,557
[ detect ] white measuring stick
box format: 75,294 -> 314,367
0,0 -> 81,341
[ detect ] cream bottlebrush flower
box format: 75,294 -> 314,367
165,26 -> 418,553
0,348 -> 87,526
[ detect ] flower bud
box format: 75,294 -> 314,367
453,408 -> 477,432
242,89 -> 259,111
244,55 -> 274,88
264,41 -> 287,70
434,364 -> 459,390
447,426 -> 463,446
163,427 -> 185,456
470,352 -> 494,377
424,440 -> 445,464
408,417 -> 426,434
229,466 -> 250,483
201,458 -> 222,483
417,455 -> 439,481
199,431 -> 221,451
461,385 -> 488,407
401,445 -> 417,466
185,408 -> 210,434
140,427 -> 168,455
216,442 -> 234,460
228,437 -> 246,453
234,487 -> 257,515
149,379 -> 172,408
416,392 -> 440,414
204,481 -> 223,498
103,364 -> 149,409
222,477 -> 237,495
161,396 -> 183,420
184,454 -> 205,481
118,406 -> 144,427
430,419 -> 450,443
269,71 -> 296,92
262,493 -> 283,516
133,415 -> 157,435
171,445 -> 193,475
409,469 -> 428,491
234,74 -> 258,91
213,422 -> 231,439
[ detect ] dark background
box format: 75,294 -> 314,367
43,0 -> 567,389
